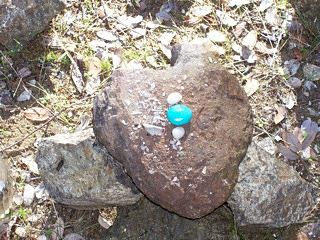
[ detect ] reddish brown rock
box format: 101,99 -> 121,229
93,41 -> 253,219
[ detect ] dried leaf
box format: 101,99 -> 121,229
277,144 -> 299,160
242,30 -> 257,49
258,0 -> 273,12
216,10 -> 238,27
130,28 -> 147,39
233,22 -> 246,38
159,43 -> 172,60
207,30 -> 227,43
87,57 -> 101,77
71,62 -> 84,93
301,118 -> 319,135
159,32 -> 176,46
18,67 -> 32,78
301,132 -> 317,150
23,107 -> 51,122
184,16 -> 201,26
256,42 -> 277,54
274,105 -> 286,124
21,155 -> 39,175
284,132 -> 302,152
97,30 -> 118,42
244,79 -> 259,96
228,0 -> 251,7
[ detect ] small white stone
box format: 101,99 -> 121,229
172,127 -> 185,140
167,92 -> 182,105
23,184 -> 35,206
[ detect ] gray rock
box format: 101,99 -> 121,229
93,41 -> 253,218
105,197 -> 238,240
303,63 -> 320,81
35,128 -> 141,209
0,0 -> 66,48
288,77 -> 302,89
228,140 -> 318,227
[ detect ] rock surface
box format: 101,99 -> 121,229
105,197 -> 237,240
35,128 -> 141,209
0,0 -> 66,48
228,139 -> 318,227
93,41 -> 253,218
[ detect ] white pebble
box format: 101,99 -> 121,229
167,92 -> 182,105
172,127 -> 185,140
23,184 -> 35,206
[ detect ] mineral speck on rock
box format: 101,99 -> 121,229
93,41 -> 253,218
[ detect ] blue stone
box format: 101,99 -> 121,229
167,104 -> 193,126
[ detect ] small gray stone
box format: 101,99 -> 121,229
97,30 -> 118,42
35,128 -> 141,209
284,59 -> 300,76
17,90 -> 32,102
228,140 -> 318,227
303,63 -> 320,81
288,77 -> 302,88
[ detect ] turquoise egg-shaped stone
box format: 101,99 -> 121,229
167,104 -> 193,126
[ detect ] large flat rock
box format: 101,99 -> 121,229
228,139 -> 318,227
35,129 -> 141,209
93,41 -> 253,218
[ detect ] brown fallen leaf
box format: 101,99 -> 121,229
274,105 -> 287,124
86,56 -> 101,77
256,42 -> 277,55
244,79 -> 259,96
71,62 -> 84,93
23,107 -> 51,122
